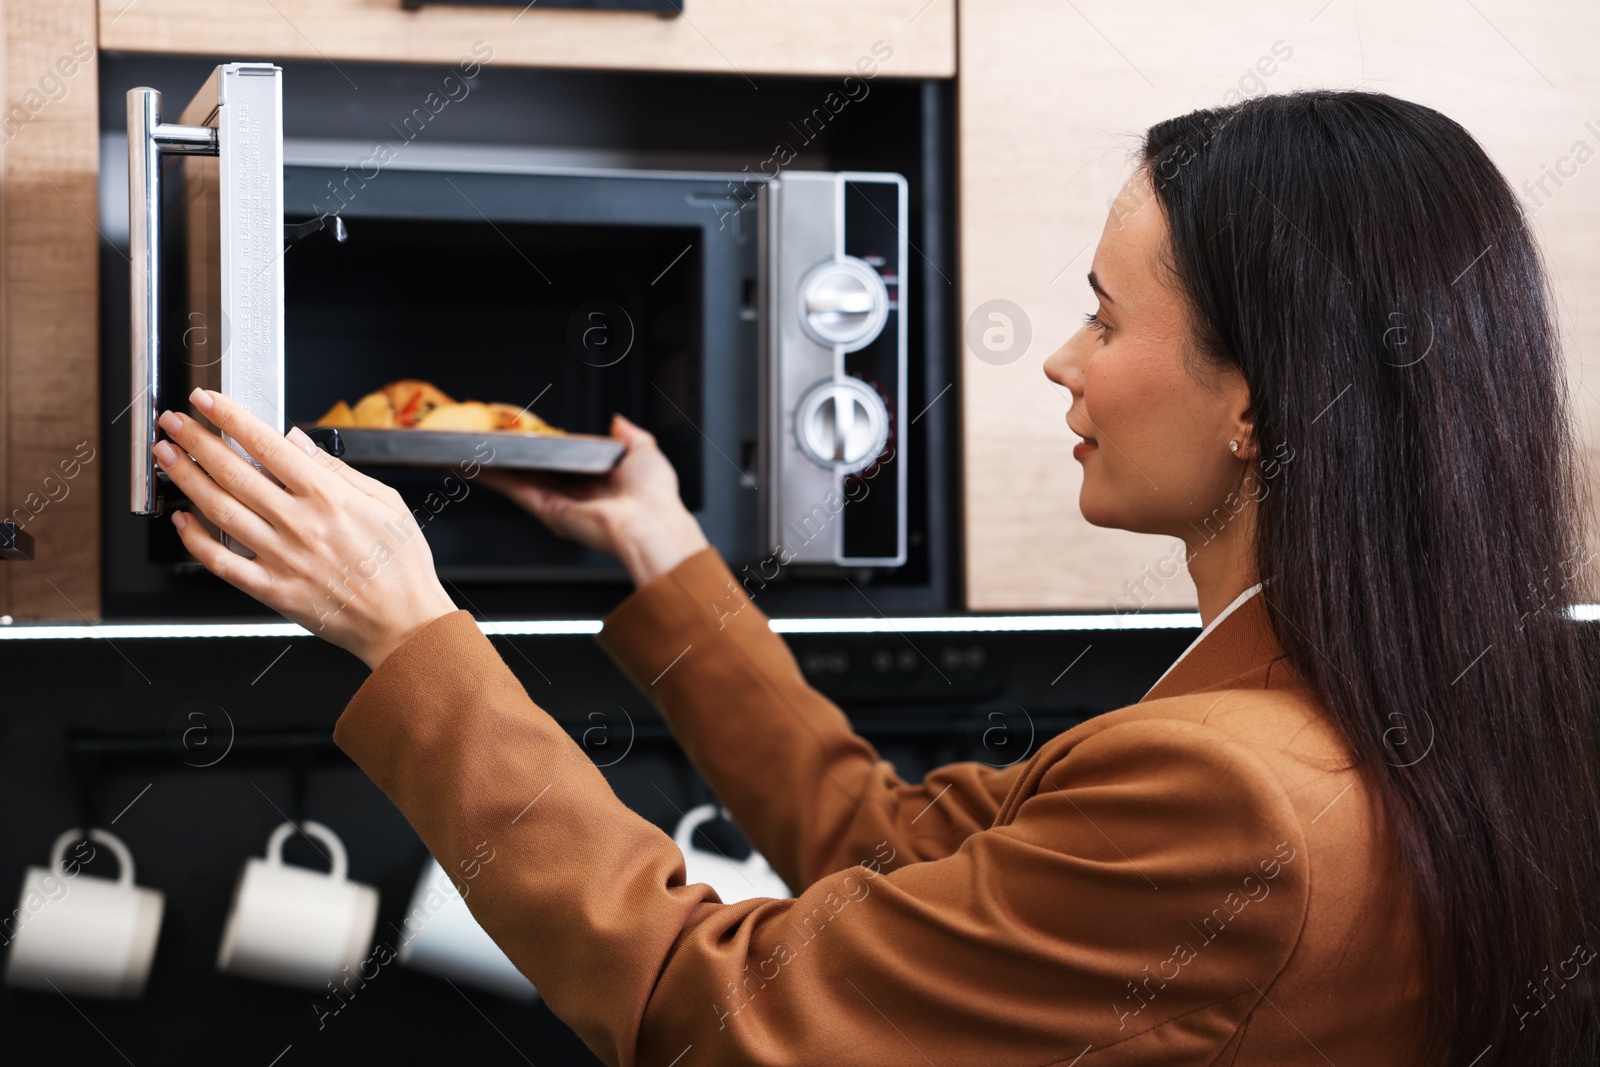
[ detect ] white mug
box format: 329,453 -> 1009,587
395,857 -> 538,1002
3,827 -> 164,1000
673,805 -> 793,904
216,820 -> 379,992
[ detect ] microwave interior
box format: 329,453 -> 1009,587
275,175 -> 723,584
98,55 -> 957,618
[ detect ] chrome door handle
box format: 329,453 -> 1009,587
126,87 -> 218,516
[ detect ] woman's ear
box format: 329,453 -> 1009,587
1219,368 -> 1255,461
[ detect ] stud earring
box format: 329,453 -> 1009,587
1229,440 -> 1240,453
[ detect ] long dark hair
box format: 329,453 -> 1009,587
1140,90 -> 1600,1066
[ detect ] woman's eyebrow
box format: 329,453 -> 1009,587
1087,271 -> 1115,304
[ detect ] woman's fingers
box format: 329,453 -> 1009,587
158,403 -> 298,523
149,394 -> 458,669
475,468 -> 560,512
610,412 -> 655,447
154,415 -> 285,552
477,471 -> 587,546
284,426 -> 399,503
190,388 -> 326,496
477,467 -> 618,550
169,509 -> 274,600
484,470 -> 569,522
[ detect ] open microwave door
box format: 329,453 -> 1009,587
127,63 -> 284,552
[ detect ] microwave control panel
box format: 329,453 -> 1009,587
762,172 -> 907,568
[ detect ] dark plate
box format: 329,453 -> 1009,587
295,425 -> 624,475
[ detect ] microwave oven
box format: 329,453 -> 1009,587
102,60 -> 955,618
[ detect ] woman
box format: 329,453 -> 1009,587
151,90 -> 1599,1065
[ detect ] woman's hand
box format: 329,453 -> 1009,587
155,388 -> 458,670
474,414 -> 709,587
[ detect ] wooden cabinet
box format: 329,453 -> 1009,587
956,0 -> 1600,610
0,0 -> 102,619
0,0 -> 955,620
98,0 -> 955,77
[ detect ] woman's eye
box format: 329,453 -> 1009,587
1082,310 -> 1108,336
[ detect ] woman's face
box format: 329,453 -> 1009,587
1042,170 -> 1254,542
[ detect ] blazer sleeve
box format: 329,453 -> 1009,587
332,608 -> 1312,1067
594,546 -> 1025,891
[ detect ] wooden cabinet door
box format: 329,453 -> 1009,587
0,0 -> 102,619
98,0 -> 955,78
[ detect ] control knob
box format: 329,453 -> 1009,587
795,377 -> 890,474
799,257 -> 889,351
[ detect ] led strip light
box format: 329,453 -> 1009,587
0,606 -> 1594,640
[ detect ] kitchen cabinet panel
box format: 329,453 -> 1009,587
1,0 -> 101,619
3,504 -> 99,612
4,280 -> 101,424
3,162 -> 98,284
98,0 -> 953,79
958,0 -> 1600,610
4,3 -> 95,107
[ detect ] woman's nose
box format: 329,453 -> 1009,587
1043,337 -> 1086,396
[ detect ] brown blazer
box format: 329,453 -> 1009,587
333,547 -> 1427,1066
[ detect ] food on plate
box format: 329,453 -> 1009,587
350,393 -> 397,428
382,379 -> 454,425
415,401 -> 496,431
317,399 -> 356,426
487,402 -> 560,434
314,380 -> 564,435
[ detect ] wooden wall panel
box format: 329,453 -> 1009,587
1,0 -> 8,619
1,0 -> 101,619
958,0 -> 1600,610
99,0 -> 954,78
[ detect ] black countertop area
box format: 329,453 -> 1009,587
0,618 -> 1194,1062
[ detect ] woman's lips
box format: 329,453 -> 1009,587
1075,422 -> 1100,460
1067,415 -> 1097,459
